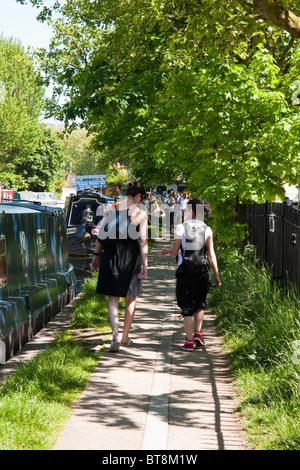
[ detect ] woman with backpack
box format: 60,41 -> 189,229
160,199 -> 221,351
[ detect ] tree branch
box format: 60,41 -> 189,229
278,35 -> 295,66
253,0 -> 300,37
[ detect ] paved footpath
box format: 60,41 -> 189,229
53,238 -> 248,451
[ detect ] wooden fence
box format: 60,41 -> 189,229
239,202 -> 300,293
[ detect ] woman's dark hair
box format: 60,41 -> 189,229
187,199 -> 211,218
126,181 -> 146,199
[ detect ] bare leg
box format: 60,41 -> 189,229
121,296 -> 136,344
183,316 -> 194,341
194,309 -> 205,332
108,296 -> 120,341
183,309 -> 205,341
194,309 -> 205,347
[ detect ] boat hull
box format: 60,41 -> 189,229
0,203 -> 76,362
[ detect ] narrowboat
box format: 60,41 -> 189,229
65,190 -> 115,256
0,201 -> 76,363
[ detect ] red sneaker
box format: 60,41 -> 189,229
194,330 -> 205,347
182,339 -> 194,351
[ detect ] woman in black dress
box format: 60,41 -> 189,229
91,182 -> 148,352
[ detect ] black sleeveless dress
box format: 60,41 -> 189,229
96,209 -> 142,297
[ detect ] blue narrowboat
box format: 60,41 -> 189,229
65,190 -> 115,256
0,201 -> 76,362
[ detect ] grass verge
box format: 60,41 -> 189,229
0,330 -> 100,449
71,271 -> 118,330
209,245 -> 300,450
0,275 -> 113,450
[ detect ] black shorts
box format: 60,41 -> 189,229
175,266 -> 211,317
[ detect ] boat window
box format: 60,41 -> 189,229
69,199 -> 106,226
20,231 -> 27,277
0,236 -> 7,287
36,229 -> 47,271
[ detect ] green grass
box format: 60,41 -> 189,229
209,245 -> 300,450
0,331 -> 100,449
71,271 -> 116,330
0,274 -> 114,450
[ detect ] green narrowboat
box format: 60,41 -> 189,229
0,202 -> 76,363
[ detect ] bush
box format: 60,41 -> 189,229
209,245 -> 300,450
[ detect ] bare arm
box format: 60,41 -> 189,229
160,237 -> 181,257
138,211 -> 148,279
206,235 -> 221,286
91,204 -> 113,271
91,238 -> 102,271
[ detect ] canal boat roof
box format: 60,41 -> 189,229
0,202 -> 62,215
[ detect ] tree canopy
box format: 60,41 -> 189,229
0,35 -> 65,192
21,0 -> 300,243
15,127 -> 64,192
0,36 -> 43,177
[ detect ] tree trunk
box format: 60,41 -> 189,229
253,0 -> 300,37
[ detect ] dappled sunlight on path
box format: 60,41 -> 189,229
54,239 -> 248,450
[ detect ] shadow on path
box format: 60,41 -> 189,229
54,238 -> 247,450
